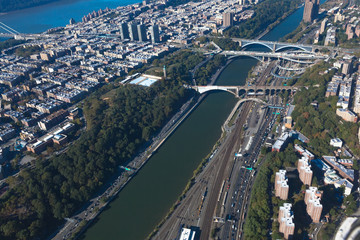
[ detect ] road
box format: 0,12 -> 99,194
190,55 -> 214,85
221,102 -> 279,240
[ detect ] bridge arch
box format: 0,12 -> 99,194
237,97 -> 269,105
196,88 -> 238,97
247,89 -> 255,96
275,45 -> 312,53
256,89 -> 265,95
241,42 -> 273,52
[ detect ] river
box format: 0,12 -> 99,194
0,0 -> 136,35
0,0 -> 311,239
81,4 -> 307,238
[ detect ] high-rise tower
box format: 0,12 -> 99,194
150,25 -> 160,43
120,22 -> 129,40
223,12 -> 234,27
128,23 -> 139,41
137,24 -> 147,42
303,0 -> 320,23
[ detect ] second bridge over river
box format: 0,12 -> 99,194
191,85 -> 298,97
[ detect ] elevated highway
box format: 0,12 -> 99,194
222,50 -> 327,62
0,32 -> 59,40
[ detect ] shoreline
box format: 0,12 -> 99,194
0,0 -> 142,38
73,94 -> 209,240
0,0 -> 96,15
256,3 -> 301,40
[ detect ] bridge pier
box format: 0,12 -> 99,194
273,43 -> 276,52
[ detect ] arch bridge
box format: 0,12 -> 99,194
231,38 -> 314,52
191,85 -> 297,97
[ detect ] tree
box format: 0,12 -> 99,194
312,176 -> 318,187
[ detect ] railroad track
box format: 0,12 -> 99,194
200,102 -> 252,240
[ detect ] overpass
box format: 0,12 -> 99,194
191,85 -> 297,97
222,50 -> 326,62
0,32 -> 58,40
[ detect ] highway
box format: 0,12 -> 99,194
221,50 -> 327,60
220,101 -> 279,240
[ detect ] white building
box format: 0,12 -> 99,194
179,228 -> 196,240
330,138 -> 343,148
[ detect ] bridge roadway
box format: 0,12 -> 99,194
0,32 -> 58,40
221,50 -> 327,62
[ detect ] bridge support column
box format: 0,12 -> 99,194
273,44 -> 276,52
238,41 -> 243,48
236,88 -> 239,97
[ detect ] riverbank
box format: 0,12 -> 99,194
256,3 -> 303,40
67,94 -> 207,240
222,99 -> 242,132
52,89 -> 210,240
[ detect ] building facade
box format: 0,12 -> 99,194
305,187 -> 323,223
223,12 -> 234,27
303,0 -> 320,23
275,169 -> 289,200
119,22 -> 129,40
278,203 -> 295,239
137,24 -> 147,42
150,25 -> 160,43
320,18 -> 328,34
298,156 -> 313,186
128,23 -> 139,41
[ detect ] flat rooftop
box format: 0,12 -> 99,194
129,74 -> 162,87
